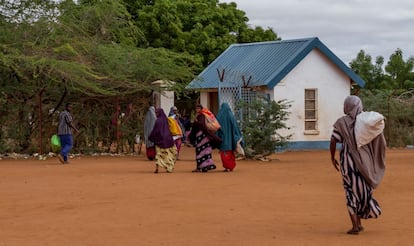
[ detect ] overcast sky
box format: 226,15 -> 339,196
221,0 -> 414,65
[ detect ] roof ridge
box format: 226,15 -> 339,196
231,37 -> 318,47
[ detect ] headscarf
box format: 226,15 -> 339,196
149,108 -> 174,148
144,106 -> 156,147
216,103 -> 242,151
343,95 -> 363,120
333,95 -> 363,150
168,106 -> 178,117
333,95 -> 386,188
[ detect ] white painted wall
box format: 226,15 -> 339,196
273,49 -> 351,142
152,80 -> 175,114
160,90 -> 175,114
200,92 -> 208,109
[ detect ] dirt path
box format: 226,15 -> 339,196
0,146 -> 413,246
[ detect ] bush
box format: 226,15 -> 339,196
237,96 -> 292,159
360,89 -> 414,147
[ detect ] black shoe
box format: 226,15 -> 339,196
208,164 -> 216,170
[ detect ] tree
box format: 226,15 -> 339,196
129,0 -> 279,67
385,49 -> 414,90
350,49 -> 414,91
0,0 -> 197,153
350,50 -> 386,90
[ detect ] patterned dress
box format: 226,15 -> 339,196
194,129 -> 216,171
331,127 -> 381,219
189,113 -> 221,172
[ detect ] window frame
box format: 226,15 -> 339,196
304,88 -> 319,134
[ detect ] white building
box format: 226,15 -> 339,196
186,37 -> 365,150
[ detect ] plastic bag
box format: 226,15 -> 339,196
236,137 -> 245,157
51,134 -> 61,153
355,111 -> 385,148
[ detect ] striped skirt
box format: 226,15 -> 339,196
334,136 -> 381,219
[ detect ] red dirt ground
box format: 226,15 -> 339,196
0,146 -> 413,246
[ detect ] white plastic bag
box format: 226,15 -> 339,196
236,138 -> 245,157
355,111 -> 385,148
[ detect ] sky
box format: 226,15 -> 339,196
221,0 -> 414,65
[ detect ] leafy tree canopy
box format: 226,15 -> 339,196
350,49 -> 414,91
125,0 -> 280,67
385,49 -> 414,90
0,0 -> 196,99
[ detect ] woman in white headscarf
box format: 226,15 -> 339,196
330,95 -> 386,235
144,106 -> 157,160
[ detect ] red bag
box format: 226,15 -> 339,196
146,146 -> 155,160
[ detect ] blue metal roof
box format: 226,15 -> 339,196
186,37 -> 365,89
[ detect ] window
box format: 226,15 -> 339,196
304,89 -> 318,132
240,88 -> 257,120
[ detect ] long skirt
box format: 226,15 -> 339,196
194,130 -> 216,172
155,145 -> 177,173
337,142 -> 381,219
220,150 -> 236,171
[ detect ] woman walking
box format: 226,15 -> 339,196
216,103 -> 243,172
168,106 -> 184,159
143,106 -> 157,160
330,95 -> 386,235
189,104 -> 221,172
149,108 -> 177,173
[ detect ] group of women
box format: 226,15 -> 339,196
143,102 -> 243,174
143,96 -> 386,235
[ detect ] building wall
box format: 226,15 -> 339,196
272,49 -> 351,147
160,91 -> 175,114
151,80 -> 175,114
200,92 -> 209,109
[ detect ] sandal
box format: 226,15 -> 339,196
347,229 -> 359,235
